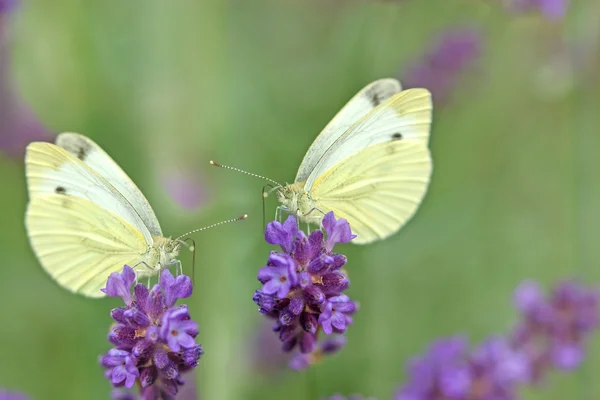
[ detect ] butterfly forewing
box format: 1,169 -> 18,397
304,88 -> 432,190
26,141 -> 154,244
56,133 -> 163,236
295,79 -> 403,183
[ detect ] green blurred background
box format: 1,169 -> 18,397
1,0 -> 600,399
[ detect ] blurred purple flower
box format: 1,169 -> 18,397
254,212 -> 357,369
402,28 -> 481,105
395,337 -> 471,400
1,7 -> 53,159
511,280 -> 600,381
0,389 -> 29,400
0,0 -> 17,13
393,280 -> 600,399
324,395 -> 376,400
250,320 -> 292,376
508,0 -> 568,20
100,266 -> 203,397
161,169 -> 207,211
395,336 -> 529,400
290,336 -> 346,370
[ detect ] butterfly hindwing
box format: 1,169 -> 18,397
25,195 -> 148,297
310,140 -> 432,244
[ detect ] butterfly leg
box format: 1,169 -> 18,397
131,261 -> 154,276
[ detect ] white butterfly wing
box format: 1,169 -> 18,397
25,141 -> 153,244
295,79 -> 403,183
304,88 -> 432,189
310,141 -> 432,244
26,195 -> 148,297
55,133 -> 163,236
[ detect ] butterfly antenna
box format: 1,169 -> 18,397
178,238 -> 197,284
209,160 -> 282,187
262,184 -> 275,230
174,214 -> 248,242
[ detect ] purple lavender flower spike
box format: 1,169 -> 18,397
265,214 -> 297,253
101,349 -> 139,388
511,280 -> 600,380
160,306 -> 199,352
160,269 -> 193,307
319,295 -> 357,335
258,254 -> 296,298
100,266 -> 203,395
322,212 -> 356,252
255,212 -> 357,369
101,265 -> 136,305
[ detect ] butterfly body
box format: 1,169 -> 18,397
277,182 -> 321,224
25,133 -> 181,297
275,78 -> 433,244
140,236 -> 181,278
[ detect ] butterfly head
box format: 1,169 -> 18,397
151,236 -> 181,270
276,182 -> 314,219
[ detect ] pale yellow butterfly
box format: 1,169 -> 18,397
212,78 -> 433,244
25,133 -> 245,297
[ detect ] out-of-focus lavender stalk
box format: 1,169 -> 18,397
392,280 -> 600,400
506,0 -> 568,20
0,389 -> 29,400
160,168 -> 207,211
0,2 -> 52,159
401,28 -> 481,106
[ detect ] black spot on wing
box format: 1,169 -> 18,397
55,186 -> 67,194
60,136 -> 93,161
365,87 -> 384,107
391,133 -> 403,140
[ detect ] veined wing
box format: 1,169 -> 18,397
26,195 -> 148,297
310,141 -> 432,244
305,88 -> 432,189
295,79 -> 402,183
25,141 -> 153,243
56,132 -> 162,236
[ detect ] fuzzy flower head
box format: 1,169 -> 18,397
511,280 -> 600,381
507,0 -> 567,20
324,395 -> 377,400
395,336 -> 528,400
0,0 -> 17,13
100,266 -> 203,398
0,389 -> 29,400
254,212 -> 357,366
